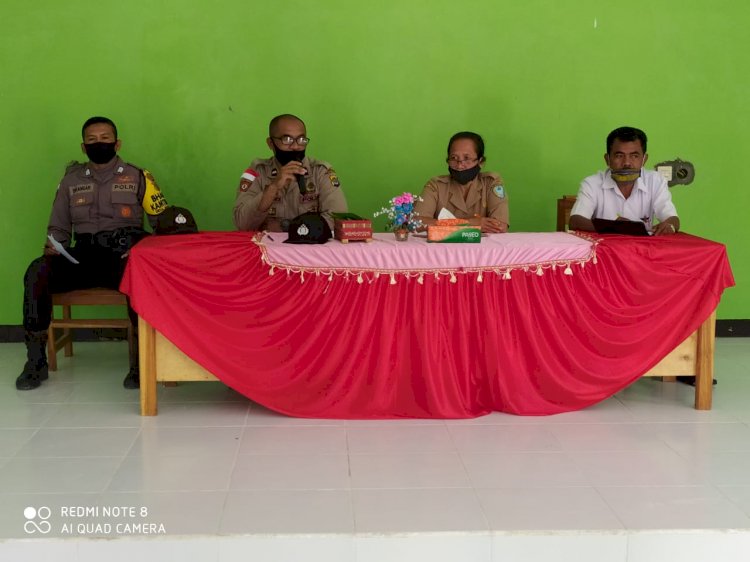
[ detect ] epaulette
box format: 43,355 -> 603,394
64,161 -> 85,175
311,158 -> 333,171
482,171 -> 502,183
122,162 -> 144,174
250,157 -> 272,170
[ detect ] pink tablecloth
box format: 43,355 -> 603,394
258,232 -> 597,281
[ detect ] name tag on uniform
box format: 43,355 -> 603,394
113,184 -> 137,193
70,184 -> 94,195
300,193 -> 318,203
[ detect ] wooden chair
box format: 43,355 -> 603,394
47,288 -> 133,371
556,195 -> 577,231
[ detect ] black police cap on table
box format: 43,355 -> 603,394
155,206 -> 199,235
284,212 -> 332,244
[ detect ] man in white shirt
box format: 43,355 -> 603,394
569,127 -> 679,236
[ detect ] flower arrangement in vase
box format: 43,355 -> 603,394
373,192 -> 423,241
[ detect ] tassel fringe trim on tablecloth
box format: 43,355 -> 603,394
254,232 -> 600,286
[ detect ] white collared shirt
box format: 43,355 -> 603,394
570,169 -> 678,229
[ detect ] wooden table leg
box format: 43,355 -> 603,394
694,310 -> 716,410
138,317 -> 158,416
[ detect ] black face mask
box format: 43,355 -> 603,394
449,165 -> 481,185
273,145 -> 305,166
84,142 -> 117,164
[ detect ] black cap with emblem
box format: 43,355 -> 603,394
155,206 -> 198,235
284,212 -> 332,244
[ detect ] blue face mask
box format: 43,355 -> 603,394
449,165 -> 481,185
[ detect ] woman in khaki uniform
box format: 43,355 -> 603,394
414,132 -> 508,233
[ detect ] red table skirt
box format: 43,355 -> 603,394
121,231 -> 734,418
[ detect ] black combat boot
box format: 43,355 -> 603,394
16,330 -> 49,390
123,365 -> 140,389
123,331 -> 139,389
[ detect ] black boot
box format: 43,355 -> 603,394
16,330 -> 49,390
677,375 -> 718,386
123,365 -> 140,389
123,331 -> 139,389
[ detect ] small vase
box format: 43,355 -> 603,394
394,228 -> 409,242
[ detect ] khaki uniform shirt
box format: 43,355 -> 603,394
48,157 -> 168,245
233,156 -> 348,231
414,172 -> 509,226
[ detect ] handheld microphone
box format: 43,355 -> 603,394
297,173 -> 306,195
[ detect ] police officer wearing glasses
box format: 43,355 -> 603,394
233,114 -> 347,232
414,131 -> 509,233
16,116 -> 169,391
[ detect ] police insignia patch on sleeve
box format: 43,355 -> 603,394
241,168 -> 258,182
493,185 -> 505,199
239,180 -> 251,192
329,173 -> 340,187
142,170 -> 169,215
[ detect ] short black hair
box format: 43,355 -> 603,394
269,114 -> 305,137
81,116 -> 118,140
448,131 -> 485,160
606,126 -> 647,154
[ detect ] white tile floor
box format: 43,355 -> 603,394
0,338 -> 749,562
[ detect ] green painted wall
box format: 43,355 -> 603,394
1,1 -> 748,323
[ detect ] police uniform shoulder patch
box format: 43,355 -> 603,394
239,180 -> 252,192
241,167 -> 258,182
492,184 -> 506,199
142,169 -> 169,215
328,171 -> 340,188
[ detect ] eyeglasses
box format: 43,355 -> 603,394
446,156 -> 479,166
272,135 -> 310,146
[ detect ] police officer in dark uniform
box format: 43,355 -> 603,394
232,114 -> 347,232
17,116 -> 168,391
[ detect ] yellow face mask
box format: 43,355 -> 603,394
611,169 -> 641,183
142,170 -> 168,215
